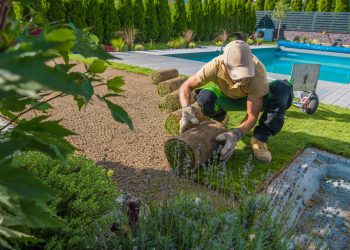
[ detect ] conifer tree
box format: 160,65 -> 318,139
254,0 -> 265,10
305,0 -> 317,11
133,0 -> 146,42
155,0 -> 171,42
85,0 -> 103,41
209,0 -> 218,35
65,0 -> 86,28
202,0 -> 212,40
317,0 -> 332,11
221,0 -> 229,30
46,0 -> 66,22
245,0 -> 253,34
145,0 -> 158,41
118,0 -> 134,28
334,0 -> 349,11
264,0 -> 277,10
172,0 -> 187,36
187,0 -> 198,35
197,0 -> 204,40
250,3 -> 257,33
101,0 -> 121,44
291,0 -> 303,11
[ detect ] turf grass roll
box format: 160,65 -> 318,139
150,68 -> 179,84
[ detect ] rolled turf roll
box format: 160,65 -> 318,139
163,103 -> 209,135
164,121 -> 227,171
150,68 -> 179,85
158,89 -> 196,113
157,76 -> 188,96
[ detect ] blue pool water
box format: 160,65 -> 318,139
165,48 -> 350,84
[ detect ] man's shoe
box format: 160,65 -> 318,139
250,137 -> 272,163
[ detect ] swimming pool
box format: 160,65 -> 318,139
165,48 -> 350,84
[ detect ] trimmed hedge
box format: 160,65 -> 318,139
13,152 -> 119,249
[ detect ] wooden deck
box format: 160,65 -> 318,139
112,46 -> 350,108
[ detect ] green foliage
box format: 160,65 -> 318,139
0,8 -> 132,247
85,0 -> 104,42
291,0 -> 303,11
134,44 -> 145,50
317,0 -> 332,11
305,0 -> 317,11
264,0 -> 277,10
155,0 -> 172,42
254,0 -> 265,10
334,0 -> 349,11
111,38 -> 127,51
202,0 -> 212,40
189,42 -> 197,48
101,0 -> 120,44
46,0 -> 66,22
168,36 -> 186,48
65,0 -> 86,28
113,193 -> 291,249
13,152 -> 119,249
118,0 -> 134,28
144,0 -> 158,41
187,0 -> 198,38
133,0 -> 146,42
196,0 -> 204,40
172,0 -> 187,37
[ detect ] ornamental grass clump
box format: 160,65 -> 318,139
119,27 -> 137,51
184,29 -> 194,48
168,36 -> 186,49
111,37 -> 127,52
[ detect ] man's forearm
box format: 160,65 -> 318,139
238,114 -> 258,135
179,75 -> 200,108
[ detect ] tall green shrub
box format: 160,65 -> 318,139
101,0 -> 120,44
291,0 -> 303,11
172,0 -> 187,36
334,0 -> 349,11
196,0 -> 204,40
305,0 -> 317,11
264,0 -> 276,10
317,0 -> 332,11
46,0 -> 66,22
133,0 -> 146,42
145,0 -> 158,41
65,0 -> 86,28
85,0 -> 103,41
254,0 -> 265,10
118,0 -> 134,28
155,0 -> 171,42
202,0 -> 212,40
187,0 -> 198,36
14,152 -> 119,249
209,0 -> 218,35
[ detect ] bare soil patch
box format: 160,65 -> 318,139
35,63 -> 174,195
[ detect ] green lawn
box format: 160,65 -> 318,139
71,54 -> 350,194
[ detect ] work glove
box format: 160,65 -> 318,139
215,128 -> 243,161
180,106 -> 199,133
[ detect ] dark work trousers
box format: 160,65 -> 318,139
195,80 -> 294,142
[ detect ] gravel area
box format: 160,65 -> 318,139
35,63 -> 174,195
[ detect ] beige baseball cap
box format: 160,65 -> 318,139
223,40 -> 255,81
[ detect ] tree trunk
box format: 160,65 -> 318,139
277,21 -> 281,41
0,0 -> 12,31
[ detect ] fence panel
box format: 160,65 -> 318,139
256,11 -> 350,33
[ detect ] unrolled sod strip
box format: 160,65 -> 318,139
158,89 -> 196,113
150,68 -> 179,85
164,121 -> 227,172
164,103 -> 210,135
157,76 -> 188,96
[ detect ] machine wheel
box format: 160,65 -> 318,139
301,92 -> 319,115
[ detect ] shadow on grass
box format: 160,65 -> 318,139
286,105 -> 350,122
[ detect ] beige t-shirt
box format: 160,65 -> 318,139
196,55 -> 269,99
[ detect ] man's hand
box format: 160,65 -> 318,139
215,129 -> 243,161
180,106 -> 199,133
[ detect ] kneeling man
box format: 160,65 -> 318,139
179,40 -> 293,163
